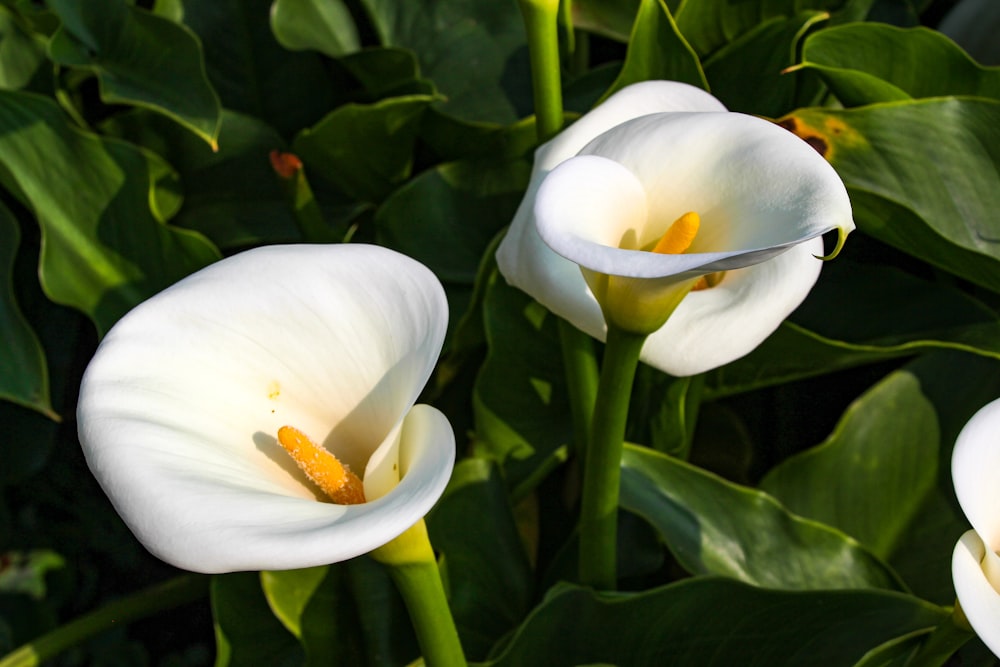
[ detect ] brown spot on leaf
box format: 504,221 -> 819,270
804,136 -> 828,157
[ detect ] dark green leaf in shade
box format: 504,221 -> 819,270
0,90 -> 220,334
674,0 -> 864,58
486,580 -> 946,667
343,557 -> 421,667
356,0 -> 532,123
702,12 -> 827,116
707,259 -> 1000,395
780,100 -> 1000,293
599,0 -> 707,102
293,95 -> 434,203
426,459 -> 533,659
799,24 -> 1000,107
0,202 -> 56,420
333,47 -> 436,102
260,566 -> 364,667
182,0 -> 336,138
104,108 -> 335,249
270,0 -> 360,58
760,368 -> 939,560
0,5 -> 47,91
376,158 -> 530,284
0,550 -> 65,599
212,572 -> 304,667
571,0 -> 642,42
47,0 -> 222,146
620,444 -> 903,590
419,112 -> 538,163
473,271 -> 572,490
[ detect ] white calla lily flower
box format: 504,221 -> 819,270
952,397 -> 1000,657
77,244 -> 454,574
496,80 -> 854,375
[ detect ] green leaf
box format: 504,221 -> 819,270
357,0 -> 531,123
427,459 -> 533,659
293,95 -> 434,203
487,580 -> 946,666
799,24 -> 1000,106
270,0 -> 360,58
760,368 -> 938,559
620,444 -> 903,590
105,108 -> 316,249
333,47 -> 436,102
571,0 -> 642,42
780,100 -> 1000,293
183,0 -> 337,137
0,550 -> 65,599
707,259 -> 1000,395
376,157 -> 530,284
0,5 -> 48,91
600,0 -> 707,100
0,202 -> 56,420
212,572 -> 303,667
260,567 -> 363,667
0,90 -> 220,334
674,0 -> 863,58
473,271 -> 572,489
47,0 -> 222,146
702,11 -> 827,116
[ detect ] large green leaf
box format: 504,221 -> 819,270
571,0 -> 642,42
270,0 -> 360,58
760,368 -> 938,559
674,0 -> 863,58
427,459 -> 533,659
212,572 -> 303,667
105,108 -> 323,249
0,5 -> 47,91
357,0 -> 531,123
600,0 -> 707,100
0,202 -> 55,420
293,95 -> 434,203
47,0 -> 222,146
376,157 -> 529,284
260,567 -> 363,667
473,271 -> 572,489
707,259 -> 1000,396
781,99 -> 1000,293
487,580 -> 946,666
703,11 -> 827,116
620,444 -> 903,590
0,90 -> 220,334
799,24 -> 1000,106
183,0 -> 336,137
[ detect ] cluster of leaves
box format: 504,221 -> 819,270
2,0 -> 1000,664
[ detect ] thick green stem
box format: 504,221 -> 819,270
558,319 -> 599,459
0,575 -> 208,667
577,325 -> 647,589
373,521 -> 466,667
518,0 -> 564,142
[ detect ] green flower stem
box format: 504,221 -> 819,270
558,319 -> 599,459
518,0 -> 564,142
578,324 -> 647,589
905,604 -> 974,667
0,574 -> 208,667
373,521 -> 466,667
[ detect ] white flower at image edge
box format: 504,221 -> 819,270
952,397 -> 1000,657
77,244 -> 454,574
496,80 -> 855,376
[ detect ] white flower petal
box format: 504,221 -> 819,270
954,530 -> 1000,657
78,244 -> 452,573
643,238 -> 823,375
496,81 -> 727,322
953,398 -> 1000,551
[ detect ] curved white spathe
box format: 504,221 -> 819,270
496,80 -> 854,376
952,398 -> 1000,657
77,244 -> 454,573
